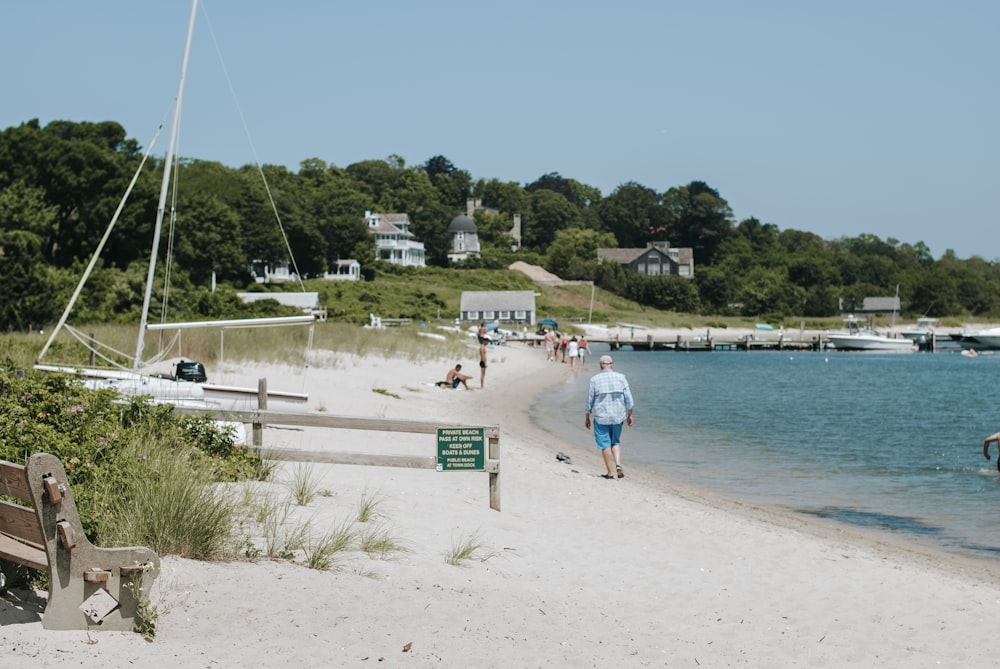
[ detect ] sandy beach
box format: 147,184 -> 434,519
3,334 -> 1000,668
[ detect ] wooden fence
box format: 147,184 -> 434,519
174,379 -> 501,511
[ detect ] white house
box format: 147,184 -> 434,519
323,259 -> 361,281
366,211 -> 425,267
249,259 -> 298,284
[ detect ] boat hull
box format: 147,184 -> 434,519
956,328 -> 1000,351
826,334 -> 916,352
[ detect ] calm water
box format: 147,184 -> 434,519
532,348 -> 1000,558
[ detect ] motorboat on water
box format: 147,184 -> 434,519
955,326 -> 1000,351
826,315 -> 916,352
899,317 -> 939,346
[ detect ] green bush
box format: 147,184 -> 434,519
0,360 -> 266,553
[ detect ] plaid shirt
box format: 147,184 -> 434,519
586,370 -> 634,425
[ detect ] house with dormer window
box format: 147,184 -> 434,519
365,210 -> 426,267
597,241 -> 694,278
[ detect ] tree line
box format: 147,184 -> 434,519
1,118 -> 998,331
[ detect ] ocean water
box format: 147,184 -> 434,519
531,348 -> 1000,558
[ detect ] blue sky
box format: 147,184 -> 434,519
3,1 -> 996,261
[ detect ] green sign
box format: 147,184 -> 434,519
436,427 -> 486,471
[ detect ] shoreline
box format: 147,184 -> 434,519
509,345 -> 1000,586
4,339 -> 1000,666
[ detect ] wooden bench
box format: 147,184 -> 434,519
0,452 -> 160,631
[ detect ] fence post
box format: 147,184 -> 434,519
486,426 -> 500,511
253,378 -> 267,447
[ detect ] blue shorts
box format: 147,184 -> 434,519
593,422 -> 623,450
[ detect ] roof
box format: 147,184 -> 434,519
367,212 -> 415,237
448,214 -> 477,232
861,297 -> 901,312
460,290 -> 536,312
597,248 -> 647,263
597,246 -> 677,262
237,292 -> 319,309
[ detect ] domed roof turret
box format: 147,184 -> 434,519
448,214 -> 477,232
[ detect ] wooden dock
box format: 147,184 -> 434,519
585,335 -> 821,352
515,331 -> 949,353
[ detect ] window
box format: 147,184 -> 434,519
678,265 -> 690,276
499,311 -> 510,320
514,310 -> 527,320
483,311 -> 495,320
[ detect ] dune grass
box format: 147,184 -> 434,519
302,518 -> 356,571
444,531 -> 500,566
357,521 -> 409,559
286,462 -> 326,506
94,440 -> 243,560
355,489 -> 386,523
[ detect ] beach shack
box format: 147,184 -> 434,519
459,291 -> 536,326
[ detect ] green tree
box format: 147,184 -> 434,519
661,181 -> 735,266
597,182 -> 663,248
545,228 -> 616,280
523,189 -> 579,249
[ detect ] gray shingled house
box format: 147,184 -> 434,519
596,241 -> 695,278
459,291 -> 536,325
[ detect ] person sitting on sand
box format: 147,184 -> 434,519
443,364 -> 472,390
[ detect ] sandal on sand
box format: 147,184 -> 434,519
616,465 -> 624,479
600,474 -> 615,479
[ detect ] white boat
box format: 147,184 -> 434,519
34,0 -> 312,411
899,317 -> 939,345
955,327 -> 1000,351
826,315 -> 916,352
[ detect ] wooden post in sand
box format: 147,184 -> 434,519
253,378 -> 267,447
488,429 -> 500,511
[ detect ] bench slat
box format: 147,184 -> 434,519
0,499 -> 44,546
0,460 -> 31,503
0,532 -> 48,572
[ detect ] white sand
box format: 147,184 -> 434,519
3,338 -> 1000,668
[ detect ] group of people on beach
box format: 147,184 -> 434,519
541,329 -> 589,368
437,321 -> 636,482
437,321 -> 494,391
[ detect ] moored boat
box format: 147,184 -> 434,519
826,315 -> 916,352
955,326 -> 1000,351
899,317 -> 939,345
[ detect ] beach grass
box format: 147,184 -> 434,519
355,489 -> 385,523
286,462 -> 324,506
357,522 -> 408,559
257,498 -> 312,560
10,321 -> 464,371
302,518 -> 356,571
95,436 -> 243,560
444,531 -> 499,566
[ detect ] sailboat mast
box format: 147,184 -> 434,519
135,0 -> 199,369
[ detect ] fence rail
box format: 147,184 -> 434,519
174,388 -> 501,511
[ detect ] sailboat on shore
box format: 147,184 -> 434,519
35,0 -> 313,410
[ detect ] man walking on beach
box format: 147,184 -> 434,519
584,354 -> 634,479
